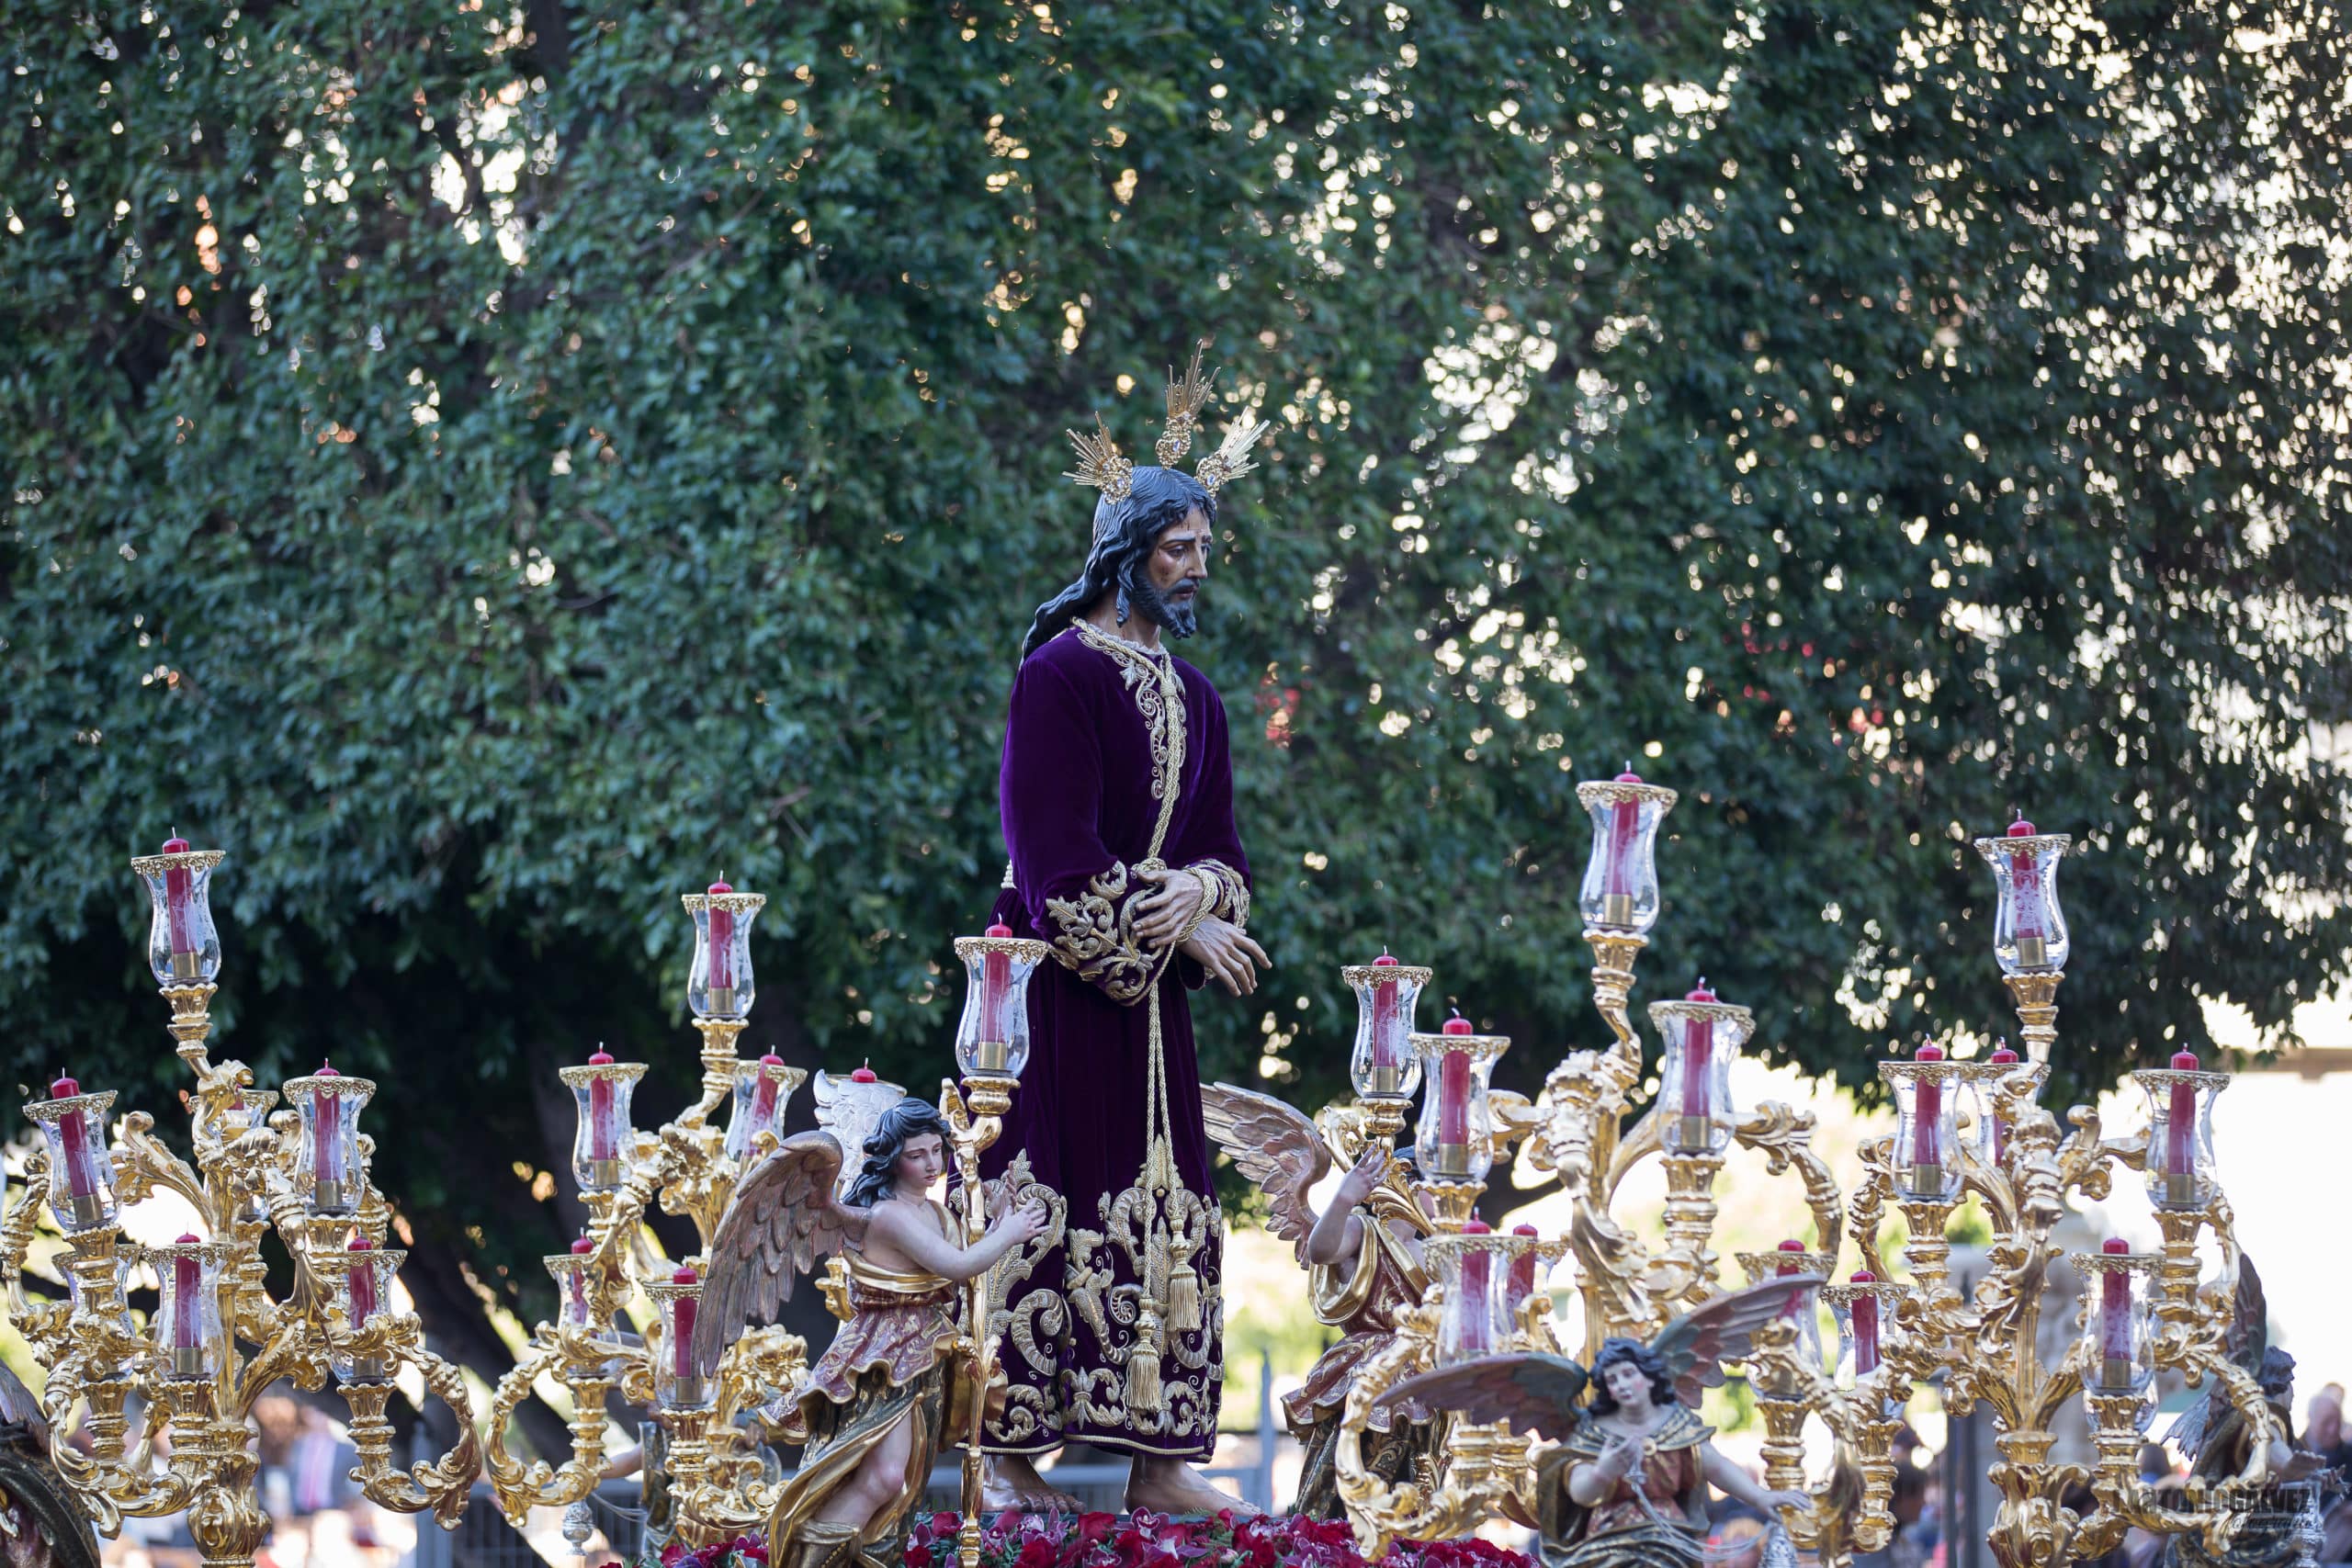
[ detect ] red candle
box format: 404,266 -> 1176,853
979,921 -> 1015,1068
347,1237 -> 379,1325
2098,1237 -> 2133,1388
310,1064 -> 346,1196
1368,953 -> 1403,1087
1602,768 -> 1643,923
1459,1220 -> 1494,1355
1677,981 -> 1716,1150
851,1061 -> 877,1084
1506,1223 -> 1540,1308
750,1052 -> 785,1129
567,1235 -> 594,1323
2164,1049 -> 2199,1205
1774,1236 -> 1807,1317
671,1265 -> 699,1378
1908,1043 -> 1945,1192
2006,817 -> 2048,966
1435,1014 -> 1474,1168
171,1234 -> 204,1375
1849,1269 -> 1880,1375
705,880 -> 736,1006
160,836 -> 197,972
1986,1043 -> 2018,1162
586,1049 -> 619,1163
50,1076 -> 98,1202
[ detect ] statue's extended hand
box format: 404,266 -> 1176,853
1132,865 -> 1206,948
1760,1490 -> 1813,1516
1181,916 -> 1269,995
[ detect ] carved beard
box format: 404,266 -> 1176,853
1126,570 -> 1201,639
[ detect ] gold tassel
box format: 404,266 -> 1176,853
1125,1308 -> 1165,1413
1166,1253 -> 1203,1335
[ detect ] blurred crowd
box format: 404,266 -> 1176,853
91,1393 -> 411,1568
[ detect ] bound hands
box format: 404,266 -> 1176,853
1133,863 -> 1268,995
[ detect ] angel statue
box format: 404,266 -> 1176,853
695,1098 -> 1049,1568
1382,1279 -> 1817,1568
2162,1254 -> 2327,1568
1200,1084 -> 1437,1518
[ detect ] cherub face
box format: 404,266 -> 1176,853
1602,1359 -> 1651,1410
895,1134 -> 946,1192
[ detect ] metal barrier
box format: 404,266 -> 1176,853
424,1356 -> 1288,1568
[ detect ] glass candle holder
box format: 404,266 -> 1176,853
547,1236 -> 601,1336
1344,957 -> 1431,1100
148,1235 -> 229,1382
285,1064 -> 372,1217
1882,1043 -> 1963,1201
1577,772 -> 1677,934
1433,1224 -> 1511,1362
1737,1242 -> 1833,1389
1973,820 -> 2071,976
2075,1240 -> 2159,1407
69,1248 -> 138,1336
1499,1224 -> 1551,1329
1650,984 -> 1752,1156
2135,1053 -> 2226,1212
953,930 -> 1048,1081
333,1238 -> 401,1384
726,1054 -> 808,1162
1413,1020 -> 1508,1183
131,839 -> 226,987
1970,1045 -> 2044,1168
1822,1271 -> 1907,1415
814,1066 -> 908,1200
26,1077 -> 120,1234
684,883 -> 764,1020
648,1266 -> 711,1411
562,1051 -> 646,1192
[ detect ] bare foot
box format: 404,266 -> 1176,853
1124,1456 -> 1258,1518
983,1452 -> 1081,1513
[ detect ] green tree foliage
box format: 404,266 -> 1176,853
6,0 -> 2347,1385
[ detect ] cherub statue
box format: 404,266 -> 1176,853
1200,1084 -> 1436,1518
1384,1278 -> 1818,1568
695,1098 -> 1048,1568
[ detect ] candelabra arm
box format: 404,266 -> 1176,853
1335,1293 -> 1447,1559
1844,1141 -> 1896,1280
114,1111 -> 214,1229
346,1341 -> 484,1527
484,1334 -> 588,1522
1732,1100 -> 1847,1266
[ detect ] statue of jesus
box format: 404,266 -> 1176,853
978,350 -> 1273,1516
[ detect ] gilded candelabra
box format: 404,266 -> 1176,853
1832,819 -> 2285,1568
483,889 -> 1049,1562
484,878 -> 815,1542
1328,784 -> 2290,1568
0,839 -> 481,1568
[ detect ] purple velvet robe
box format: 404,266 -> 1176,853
978,621 -> 1252,1460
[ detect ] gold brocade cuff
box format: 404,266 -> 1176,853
1043,862 -> 1156,1005
1188,859 -> 1250,928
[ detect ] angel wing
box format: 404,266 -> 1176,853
693,1133 -> 864,1368
1380,1353 -> 1590,1444
1200,1082 -> 1331,1248
2165,1252 -> 2273,1466
2225,1251 -> 2268,1378
1650,1275 -> 1826,1409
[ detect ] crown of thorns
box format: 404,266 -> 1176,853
1062,342 -> 1273,503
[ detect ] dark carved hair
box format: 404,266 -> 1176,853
842,1098 -> 953,1208
1589,1337 -> 1679,1416
1020,466 -> 1218,660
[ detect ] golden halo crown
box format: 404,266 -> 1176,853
1061,341 -> 1272,503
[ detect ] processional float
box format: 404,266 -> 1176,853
0,780 -> 2315,1568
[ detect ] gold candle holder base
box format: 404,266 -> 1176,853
311,1178 -> 351,1214
1904,1164 -> 1945,1201
170,949 -> 203,981
1427,1140 -> 1473,1178
1601,893 -> 1634,927
2015,936 -> 2048,970
967,1039 -> 1009,1074
2161,1170 -> 2199,1209
704,987 -> 737,1016
1676,1113 -> 1713,1152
